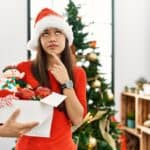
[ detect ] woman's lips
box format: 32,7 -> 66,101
47,44 -> 58,49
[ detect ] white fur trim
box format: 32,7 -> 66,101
27,16 -> 73,50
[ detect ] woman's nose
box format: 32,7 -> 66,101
48,33 -> 56,42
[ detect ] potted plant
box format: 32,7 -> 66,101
127,112 -> 135,128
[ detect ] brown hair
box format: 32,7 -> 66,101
31,39 -> 74,112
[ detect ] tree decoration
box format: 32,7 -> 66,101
91,79 -> 101,88
106,89 -> 114,100
88,41 -> 97,49
99,119 -> 117,150
88,136 -> 97,149
86,52 -> 98,62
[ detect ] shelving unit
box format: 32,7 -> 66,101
141,132 -> 150,150
121,92 -> 150,150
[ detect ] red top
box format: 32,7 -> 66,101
15,61 -> 87,150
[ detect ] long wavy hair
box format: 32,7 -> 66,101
31,39 -> 74,112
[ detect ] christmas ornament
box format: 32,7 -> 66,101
88,99 -> 93,105
92,80 -> 101,88
88,136 -> 97,150
86,52 -> 98,61
0,66 -> 26,92
35,86 -> 52,98
88,40 -> 97,49
106,89 -> 114,100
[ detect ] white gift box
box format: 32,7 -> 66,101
0,92 -> 66,137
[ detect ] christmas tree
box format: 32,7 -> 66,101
66,0 -> 121,150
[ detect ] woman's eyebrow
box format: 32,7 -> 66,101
43,29 -> 48,32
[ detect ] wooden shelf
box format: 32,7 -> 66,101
121,92 -> 150,150
138,95 -> 150,101
122,92 -> 150,100
122,126 -> 141,138
141,132 -> 150,150
122,92 -> 138,97
137,125 -> 150,135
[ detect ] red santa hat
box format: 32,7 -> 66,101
27,8 -> 73,50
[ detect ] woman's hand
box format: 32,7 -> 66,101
49,53 -> 70,84
48,53 -> 84,125
0,109 -> 39,137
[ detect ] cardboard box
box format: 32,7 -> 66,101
0,92 -> 66,137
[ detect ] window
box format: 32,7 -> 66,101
27,0 -> 114,87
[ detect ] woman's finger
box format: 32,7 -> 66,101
7,109 -> 20,122
20,121 -> 39,129
50,53 -> 63,65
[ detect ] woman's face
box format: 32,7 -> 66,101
40,28 -> 66,56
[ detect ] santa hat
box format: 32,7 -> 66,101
27,8 -> 73,50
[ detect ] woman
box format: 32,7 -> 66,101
15,8 -> 87,150
0,109 -> 38,137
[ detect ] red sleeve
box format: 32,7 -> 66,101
16,61 -> 39,89
73,67 -> 87,117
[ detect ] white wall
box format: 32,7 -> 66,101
146,0 -> 150,72
114,0 -> 150,119
0,0 -> 27,69
0,0 -> 27,149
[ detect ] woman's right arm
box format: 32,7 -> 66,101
0,109 -> 38,137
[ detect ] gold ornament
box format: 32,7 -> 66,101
106,89 -> 114,100
88,136 -> 97,149
86,52 -> 97,61
92,80 -> 101,88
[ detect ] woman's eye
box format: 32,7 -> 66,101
55,30 -> 62,35
42,32 -> 49,37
